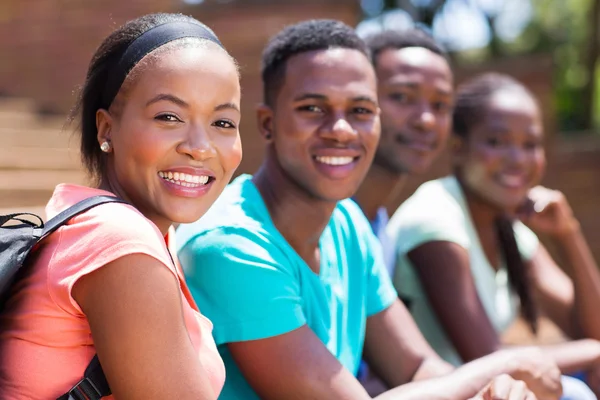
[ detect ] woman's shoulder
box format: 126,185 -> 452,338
47,184 -> 164,246
390,177 -> 466,227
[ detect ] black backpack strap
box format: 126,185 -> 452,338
0,212 -> 44,227
57,355 -> 110,400
46,196 -> 126,400
41,195 -> 128,240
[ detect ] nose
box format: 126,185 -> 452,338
320,113 -> 358,143
506,145 -> 528,165
412,101 -> 436,131
177,125 -> 217,161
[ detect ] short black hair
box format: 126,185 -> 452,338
365,28 -> 448,67
261,19 -> 369,106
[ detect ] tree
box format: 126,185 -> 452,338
362,0 -> 600,132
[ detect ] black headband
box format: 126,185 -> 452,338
102,21 -> 224,108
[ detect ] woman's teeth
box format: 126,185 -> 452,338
498,174 -> 525,188
315,156 -> 354,166
158,171 -> 210,187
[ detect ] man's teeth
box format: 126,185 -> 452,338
315,156 -> 354,166
158,171 -> 210,187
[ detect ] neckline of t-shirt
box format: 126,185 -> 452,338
242,174 -> 329,278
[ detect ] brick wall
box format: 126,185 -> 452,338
0,0 -> 361,175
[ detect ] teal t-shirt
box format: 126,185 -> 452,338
176,174 -> 397,400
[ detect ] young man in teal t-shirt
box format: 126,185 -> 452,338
176,19 -> 560,400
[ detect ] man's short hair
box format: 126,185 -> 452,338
365,28 -> 448,67
261,19 -> 369,106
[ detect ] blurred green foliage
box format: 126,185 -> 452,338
370,0 -> 599,132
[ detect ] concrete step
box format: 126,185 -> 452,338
0,146 -> 81,170
0,188 -> 53,208
0,169 -> 87,192
0,126 -> 75,148
0,97 -> 36,114
0,110 -> 66,131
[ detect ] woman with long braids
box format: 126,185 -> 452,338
387,72 -> 600,398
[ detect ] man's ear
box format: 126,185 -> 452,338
256,103 -> 275,142
449,134 -> 468,167
449,134 -> 465,154
96,108 -> 114,148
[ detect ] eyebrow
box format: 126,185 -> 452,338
293,93 -> 378,106
145,94 -> 239,112
214,102 -> 240,112
388,82 -> 453,96
146,93 -> 189,108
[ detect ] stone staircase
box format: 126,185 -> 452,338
0,97 -> 86,220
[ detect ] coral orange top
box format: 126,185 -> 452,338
0,184 -> 225,399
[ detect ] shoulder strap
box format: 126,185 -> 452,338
57,355 -> 110,400
46,196 -> 125,400
41,195 -> 127,240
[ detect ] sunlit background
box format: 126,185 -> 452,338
1,0 -> 599,264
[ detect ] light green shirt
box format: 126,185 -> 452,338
386,176 -> 539,366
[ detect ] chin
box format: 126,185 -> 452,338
487,196 -> 523,213
167,206 -> 210,225
315,187 -> 358,203
406,163 -> 430,176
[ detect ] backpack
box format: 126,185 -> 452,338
1,195 -> 127,400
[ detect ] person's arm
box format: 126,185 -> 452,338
227,320 -> 555,400
363,298 -> 561,399
522,186 -> 600,341
407,240 -> 502,362
375,361 -> 547,400
407,238 -> 600,376
227,325 -> 373,399
469,374 -> 537,400
363,299 -> 454,386
525,246 -> 600,373
73,253 -> 216,400
374,347 -> 561,400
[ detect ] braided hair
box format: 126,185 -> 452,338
453,73 -> 539,334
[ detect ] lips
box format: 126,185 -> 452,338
158,166 -> 216,198
496,172 -> 529,189
395,134 -> 436,153
311,147 -> 361,180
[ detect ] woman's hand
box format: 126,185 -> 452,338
471,374 -> 537,400
518,186 -> 579,238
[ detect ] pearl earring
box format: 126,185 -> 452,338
100,141 -> 111,153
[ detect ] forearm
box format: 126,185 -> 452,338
555,226 -> 600,339
412,356 -> 455,381
375,350 -> 517,400
541,339 -> 600,374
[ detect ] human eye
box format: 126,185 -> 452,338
524,140 -> 542,151
433,101 -> 452,113
353,106 -> 375,115
154,113 -> 182,123
486,136 -> 502,147
213,119 -> 237,129
389,92 -> 408,103
297,105 -> 324,113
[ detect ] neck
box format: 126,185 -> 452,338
455,174 -> 502,231
98,168 -> 171,236
353,163 -> 407,221
252,154 -> 337,262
